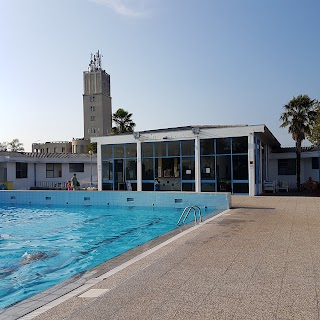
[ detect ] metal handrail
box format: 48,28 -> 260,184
177,205 -> 202,225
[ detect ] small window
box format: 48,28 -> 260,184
16,162 -> 28,179
90,106 -> 95,112
90,96 -> 95,102
91,116 -> 95,121
278,159 -> 296,175
46,163 -> 62,178
312,157 -> 319,169
69,163 -> 84,172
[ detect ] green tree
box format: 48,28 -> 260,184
0,142 -> 8,151
7,139 -> 24,152
280,95 -> 318,191
87,142 -> 97,154
112,108 -> 136,134
307,103 -> 320,145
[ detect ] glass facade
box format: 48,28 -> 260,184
101,144 -> 137,191
101,136 -> 249,194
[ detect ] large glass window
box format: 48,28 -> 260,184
142,143 -> 153,157
232,137 -> 248,153
16,162 -> 28,179
101,145 -> 112,158
312,157 -> 319,169
142,158 -> 154,180
126,160 -> 137,180
114,145 -> 124,158
216,138 -> 231,154
182,183 -> 195,191
216,155 -> 231,192
278,159 -> 296,175
168,141 -> 180,156
181,140 -> 194,156
126,144 -> 137,158
216,155 -> 231,180
200,139 -> 214,155
232,155 -> 248,180
201,183 -> 216,192
201,156 -> 215,180
69,163 -> 84,172
46,163 -> 62,178
233,183 -> 249,194
102,160 -> 113,180
182,157 -> 195,180
155,142 -> 166,157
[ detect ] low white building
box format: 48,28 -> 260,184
92,124 -> 282,196
0,151 -> 97,190
268,146 -> 320,189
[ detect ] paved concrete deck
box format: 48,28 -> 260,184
5,196 -> 320,319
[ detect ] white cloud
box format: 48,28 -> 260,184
90,0 -> 148,17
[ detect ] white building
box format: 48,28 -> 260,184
0,151 -> 97,190
92,124 -> 282,196
268,146 -> 320,189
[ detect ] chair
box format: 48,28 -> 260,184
263,180 -> 275,193
278,181 -> 289,192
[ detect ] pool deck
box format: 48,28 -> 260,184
3,195 -> 320,319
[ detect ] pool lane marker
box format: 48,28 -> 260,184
19,209 -> 230,319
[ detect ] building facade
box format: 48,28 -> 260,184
83,50 -> 112,139
0,151 -> 97,190
268,146 -> 320,189
31,50 -> 112,154
92,124 -> 281,196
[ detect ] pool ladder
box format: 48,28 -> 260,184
177,205 -> 202,225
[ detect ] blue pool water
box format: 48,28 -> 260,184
0,204 -> 216,309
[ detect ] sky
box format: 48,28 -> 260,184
1,0 -> 319,152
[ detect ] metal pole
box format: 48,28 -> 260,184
89,151 -> 93,187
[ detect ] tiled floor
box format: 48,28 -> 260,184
3,195 -> 320,319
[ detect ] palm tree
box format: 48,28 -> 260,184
308,103 -> 320,182
112,108 -> 136,134
280,95 -> 317,191
307,103 -> 320,145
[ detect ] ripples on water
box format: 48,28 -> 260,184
0,204 -> 212,309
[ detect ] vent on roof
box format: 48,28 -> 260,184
11,196 -> 16,200
127,198 -> 134,202
175,199 -> 183,203
45,197 -> 51,200
84,197 -> 90,201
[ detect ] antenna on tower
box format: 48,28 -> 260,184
88,50 -> 103,72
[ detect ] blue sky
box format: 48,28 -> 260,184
1,0 -> 319,151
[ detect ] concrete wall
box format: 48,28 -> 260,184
0,190 -> 230,210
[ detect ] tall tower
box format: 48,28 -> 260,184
83,51 -> 112,139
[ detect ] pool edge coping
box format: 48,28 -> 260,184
1,208 -> 230,320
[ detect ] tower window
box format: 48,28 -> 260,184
91,116 -> 95,121
90,106 -> 95,112
90,96 -> 95,102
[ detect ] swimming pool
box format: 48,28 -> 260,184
0,203 -> 218,309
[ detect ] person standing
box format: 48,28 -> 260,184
67,181 -> 72,191
71,174 -> 78,191
154,178 -> 160,191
